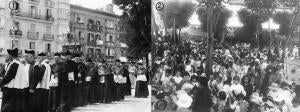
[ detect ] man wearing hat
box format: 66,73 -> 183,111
61,50 -> 76,111
30,52 -> 51,112
24,49 -> 39,112
0,48 -> 28,112
49,52 -> 64,112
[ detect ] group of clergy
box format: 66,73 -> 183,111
0,48 -> 139,112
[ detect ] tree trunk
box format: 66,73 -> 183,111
206,6 -> 214,77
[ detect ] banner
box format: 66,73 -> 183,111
284,58 -> 300,84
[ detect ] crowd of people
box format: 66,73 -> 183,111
0,48 -> 149,112
152,40 -> 300,112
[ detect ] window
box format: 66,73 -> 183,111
46,9 -> 52,17
30,24 -> 36,32
88,48 -> 94,54
106,20 -> 114,29
30,6 -> 37,18
29,42 -> 35,49
46,43 -> 51,52
88,33 -> 94,43
46,26 -> 51,34
78,31 -> 83,39
96,49 -> 101,54
109,35 -> 113,42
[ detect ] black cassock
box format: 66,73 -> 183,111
77,62 -> 87,106
0,61 -> 28,112
64,59 -> 78,111
31,65 -> 49,112
122,67 -> 131,96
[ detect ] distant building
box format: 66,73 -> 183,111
0,0 -> 67,56
68,4 -> 123,62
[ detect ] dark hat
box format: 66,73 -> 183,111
86,58 -> 92,62
62,50 -> 71,56
190,75 -> 198,81
54,52 -> 61,57
25,49 -> 35,55
38,52 -> 46,56
7,48 -> 19,57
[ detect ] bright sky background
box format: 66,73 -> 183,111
70,0 -> 123,15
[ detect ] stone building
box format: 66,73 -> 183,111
68,4 -> 123,62
0,0 -> 70,56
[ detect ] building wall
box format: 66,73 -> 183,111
0,0 -> 64,56
69,4 -> 122,61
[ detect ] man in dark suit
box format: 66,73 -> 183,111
0,48 -> 28,112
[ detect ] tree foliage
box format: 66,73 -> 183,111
273,11 -> 292,36
159,0 -> 196,29
113,0 -> 151,59
197,7 -> 232,41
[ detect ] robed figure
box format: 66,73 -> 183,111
98,62 -> 113,103
31,53 -> 51,112
135,63 -> 149,98
0,48 -> 29,112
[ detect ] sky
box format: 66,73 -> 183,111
70,0 -> 123,15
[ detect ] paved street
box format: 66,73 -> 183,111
72,96 -> 151,112
71,86 -> 151,112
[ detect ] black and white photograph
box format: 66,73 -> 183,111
152,0 -> 300,112
0,0 -> 151,112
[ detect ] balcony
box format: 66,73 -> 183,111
13,12 -> 54,23
73,22 -> 85,29
87,24 -> 103,32
27,31 -> 39,39
105,42 -> 114,47
43,34 -> 54,41
9,30 -> 22,38
105,27 -> 115,33
29,0 -> 40,4
46,16 -> 54,22
45,0 -> 55,7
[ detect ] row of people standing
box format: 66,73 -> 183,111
0,48 -> 147,112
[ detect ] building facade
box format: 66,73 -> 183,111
0,0 -> 67,56
69,4 -> 122,61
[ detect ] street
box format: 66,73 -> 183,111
71,86 -> 151,112
72,96 -> 151,112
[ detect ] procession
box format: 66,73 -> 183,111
0,49 -> 149,112
151,0 -> 300,112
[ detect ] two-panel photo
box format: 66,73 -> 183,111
0,0 -> 300,112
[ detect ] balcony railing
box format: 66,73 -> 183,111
29,0 -> 40,4
10,30 -> 22,37
27,31 -> 39,39
13,12 -> 54,22
46,16 -> 54,22
87,24 -> 103,32
74,22 -> 85,29
45,0 -> 55,7
43,34 -> 54,40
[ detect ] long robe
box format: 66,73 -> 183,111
0,60 -> 29,112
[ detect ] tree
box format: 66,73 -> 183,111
159,0 -> 196,29
114,0 -> 151,59
234,8 -> 267,45
244,0 -> 275,48
196,0 -> 229,77
197,7 -> 232,43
